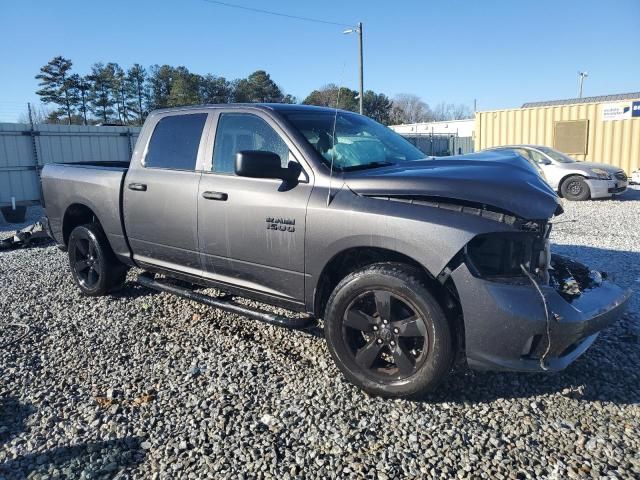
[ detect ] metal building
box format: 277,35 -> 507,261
475,92 -> 640,174
389,119 -> 475,137
389,119 -> 475,155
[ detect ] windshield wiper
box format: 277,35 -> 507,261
341,161 -> 395,172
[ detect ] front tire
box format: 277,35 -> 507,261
324,263 -> 453,398
68,223 -> 127,296
561,175 -> 591,201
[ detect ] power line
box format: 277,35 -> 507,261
199,0 -> 353,28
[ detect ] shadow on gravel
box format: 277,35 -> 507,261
591,186 -> 640,202
0,437 -> 145,479
0,396 -> 35,448
426,243 -> 639,405
0,240 -> 54,254
111,281 -> 161,301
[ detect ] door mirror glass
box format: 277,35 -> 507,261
235,150 -> 300,182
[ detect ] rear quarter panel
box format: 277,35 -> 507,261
41,164 -> 127,256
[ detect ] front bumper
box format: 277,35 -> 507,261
585,178 -> 628,198
451,262 -> 631,372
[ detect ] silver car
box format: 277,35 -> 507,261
489,145 -> 628,201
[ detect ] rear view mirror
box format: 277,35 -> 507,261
235,150 -> 281,178
235,150 -> 300,182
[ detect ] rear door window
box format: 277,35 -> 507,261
145,113 -> 207,170
212,113 -> 291,174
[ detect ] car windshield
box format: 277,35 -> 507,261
283,111 -> 425,170
537,146 -> 576,163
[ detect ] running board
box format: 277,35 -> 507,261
136,273 -> 316,330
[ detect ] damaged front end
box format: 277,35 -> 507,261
446,221 -> 631,373
345,150 -> 630,372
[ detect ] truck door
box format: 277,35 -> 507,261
123,112 -> 209,275
197,111 -> 313,304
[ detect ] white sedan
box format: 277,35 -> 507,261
488,145 -> 628,201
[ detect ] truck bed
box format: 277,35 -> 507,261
41,162 -> 130,260
53,160 -> 130,169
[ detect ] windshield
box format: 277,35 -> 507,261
283,111 -> 425,170
537,146 -> 576,163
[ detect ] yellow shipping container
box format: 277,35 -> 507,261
475,96 -> 640,174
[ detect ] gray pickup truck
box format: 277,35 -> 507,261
41,104 -> 630,398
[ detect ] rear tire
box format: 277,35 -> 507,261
560,175 -> 591,201
324,262 -> 453,398
68,223 -> 127,296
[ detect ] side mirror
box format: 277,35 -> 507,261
235,150 -> 301,182
538,158 -> 552,165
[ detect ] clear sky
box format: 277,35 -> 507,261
1,0 -> 638,121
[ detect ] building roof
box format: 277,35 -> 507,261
522,92 -> 640,108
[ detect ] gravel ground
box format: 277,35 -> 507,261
1,190 -> 639,479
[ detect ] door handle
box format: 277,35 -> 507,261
202,191 -> 228,201
128,183 -> 147,191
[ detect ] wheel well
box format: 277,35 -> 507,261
62,204 -> 98,245
557,173 -> 586,197
313,247 -> 464,354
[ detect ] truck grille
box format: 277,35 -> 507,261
615,171 -> 627,181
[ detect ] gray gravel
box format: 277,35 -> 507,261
1,190 -> 639,479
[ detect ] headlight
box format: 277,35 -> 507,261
590,168 -> 611,179
466,232 -> 541,277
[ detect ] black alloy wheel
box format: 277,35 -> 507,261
324,263 -> 453,398
72,236 -> 102,290
68,223 -> 127,296
343,289 -> 429,381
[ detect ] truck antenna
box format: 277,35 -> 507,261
327,62 -> 348,206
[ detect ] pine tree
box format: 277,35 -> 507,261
35,56 -> 77,124
199,74 -> 232,104
68,74 -> 91,125
126,64 -> 147,125
233,70 -> 284,103
303,84 -> 358,111
88,63 -> 116,123
147,65 -> 176,110
167,67 -> 201,107
110,63 -> 129,124
363,91 -> 393,124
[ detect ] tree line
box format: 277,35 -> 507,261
33,56 -> 472,126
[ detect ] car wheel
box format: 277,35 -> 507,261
68,223 -> 127,296
561,175 -> 591,201
324,262 -> 453,398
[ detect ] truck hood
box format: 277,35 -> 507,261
344,150 -> 561,220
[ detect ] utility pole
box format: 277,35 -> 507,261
343,22 -> 364,115
27,102 -> 34,127
577,71 -> 588,98
358,22 -> 364,115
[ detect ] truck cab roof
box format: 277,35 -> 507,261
149,103 -> 355,117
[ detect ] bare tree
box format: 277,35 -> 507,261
431,102 -> 473,121
390,94 -> 432,124
451,103 -> 473,120
17,104 -> 55,124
